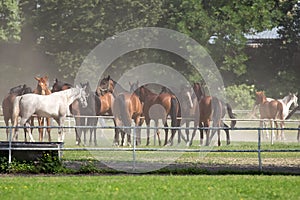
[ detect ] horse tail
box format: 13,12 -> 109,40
226,103 -> 237,128
211,97 -> 220,119
170,97 -> 178,127
117,94 -> 131,132
11,96 -> 22,139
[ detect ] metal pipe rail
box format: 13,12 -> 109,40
1,126 -> 299,172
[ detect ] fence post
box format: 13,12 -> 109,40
271,120 -> 274,145
258,128 -> 262,171
132,126 -> 136,172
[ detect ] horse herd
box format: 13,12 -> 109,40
1,75 -> 299,147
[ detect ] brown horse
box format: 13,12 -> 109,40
2,85 -> 32,140
95,86 -> 116,143
134,84 -> 181,146
112,81 -> 143,146
33,76 -> 52,142
255,91 -> 284,140
188,82 -> 236,146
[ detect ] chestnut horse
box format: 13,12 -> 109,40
2,84 -> 32,140
255,91 -> 284,140
33,76 -> 52,142
188,82 -> 236,146
134,84 -> 181,146
95,84 -> 116,144
112,81 -> 143,146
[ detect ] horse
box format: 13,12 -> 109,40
51,78 -> 82,145
2,84 -> 32,140
134,84 -> 181,146
51,78 -> 73,92
78,82 -> 98,146
95,84 -> 115,144
188,82 -> 236,146
255,91 -> 285,141
32,76 -> 52,142
12,86 -> 88,142
177,85 -> 197,143
97,75 -> 126,97
96,75 -> 132,146
112,81 -> 143,146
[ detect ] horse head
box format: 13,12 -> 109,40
76,85 -> 88,108
51,78 -> 73,93
193,82 -> 205,100
35,75 -> 51,95
290,92 -> 299,107
255,91 -> 266,105
129,81 -> 139,93
97,75 -> 114,96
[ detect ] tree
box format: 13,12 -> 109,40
159,0 -> 283,85
20,0 -> 164,79
0,0 -> 21,42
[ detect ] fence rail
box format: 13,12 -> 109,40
1,121 -> 300,172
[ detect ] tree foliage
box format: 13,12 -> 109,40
0,0 -> 299,97
0,0 -> 21,42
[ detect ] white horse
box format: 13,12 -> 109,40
12,86 -> 88,142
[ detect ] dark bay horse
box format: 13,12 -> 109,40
188,82 -> 236,146
2,84 -> 32,140
78,82 -> 98,146
255,91 -> 284,140
33,76 -> 52,142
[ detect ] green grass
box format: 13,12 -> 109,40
0,175 -> 299,200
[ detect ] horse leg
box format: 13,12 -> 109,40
155,120 -> 162,146
281,121 -> 285,141
223,122 -> 230,145
274,121 -> 279,140
57,118 -> 65,143
37,117 -> 44,142
204,121 -> 211,146
74,116 -> 82,145
185,121 -> 190,143
4,117 -> 9,140
164,121 -> 169,146
19,118 -> 34,142
112,119 -> 120,146
46,117 -> 51,142
297,125 -> 300,142
93,118 -> 98,146
199,122 -> 204,146
81,117 -> 87,146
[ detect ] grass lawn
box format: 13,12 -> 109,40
0,175 -> 299,200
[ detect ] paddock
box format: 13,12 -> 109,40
0,111 -> 299,174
